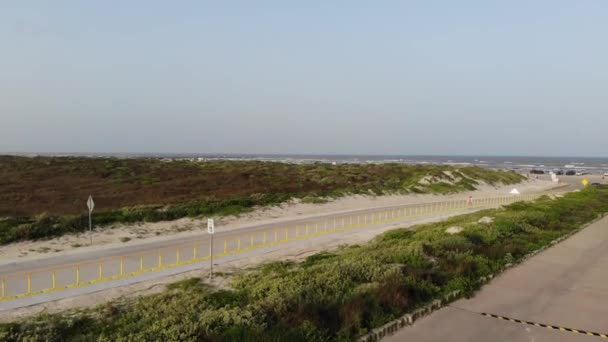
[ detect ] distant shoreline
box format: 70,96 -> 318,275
2,153 -> 607,173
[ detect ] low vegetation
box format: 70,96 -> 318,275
0,156 -> 524,244
2,187 -> 606,341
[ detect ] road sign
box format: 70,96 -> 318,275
86,195 -> 94,245
207,219 -> 215,234
207,218 -> 215,281
87,195 -> 95,212
582,179 -> 589,187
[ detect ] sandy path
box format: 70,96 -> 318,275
0,178 -> 554,264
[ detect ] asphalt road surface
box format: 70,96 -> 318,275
386,205 -> 608,341
0,175 -> 592,311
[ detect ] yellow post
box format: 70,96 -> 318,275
27,273 -> 31,293
140,256 -> 143,271
263,231 -> 267,244
120,257 -> 124,275
238,238 -> 241,250
52,271 -> 56,289
224,240 -> 227,253
333,218 -> 336,231
285,228 -> 288,241
1,278 -> 4,297
99,263 -> 103,280
158,250 -> 163,267
193,246 -> 197,260
358,215 -> 360,225
251,235 -> 254,247
76,266 -> 80,284
325,219 -> 328,231
176,248 -> 180,264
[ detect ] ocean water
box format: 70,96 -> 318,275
141,154 -> 608,173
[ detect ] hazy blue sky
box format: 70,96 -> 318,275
2,1 -> 607,156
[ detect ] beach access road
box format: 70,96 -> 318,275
0,175 -> 589,317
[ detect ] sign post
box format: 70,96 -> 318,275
207,218 -> 215,281
86,195 -> 95,245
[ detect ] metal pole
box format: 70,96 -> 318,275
89,210 -> 92,245
209,233 -> 214,281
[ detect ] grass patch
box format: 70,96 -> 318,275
2,188 -> 606,341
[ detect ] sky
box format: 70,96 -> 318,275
1,1 -> 607,156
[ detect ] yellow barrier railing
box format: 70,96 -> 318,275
0,194 -> 538,302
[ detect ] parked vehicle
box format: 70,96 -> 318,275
565,170 -> 576,176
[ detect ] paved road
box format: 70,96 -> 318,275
0,175 -> 590,311
1,196 -> 520,310
386,213 -> 608,341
